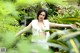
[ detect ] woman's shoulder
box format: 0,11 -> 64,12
44,19 -> 49,22
31,19 -> 49,22
32,19 -> 37,21
31,19 -> 38,24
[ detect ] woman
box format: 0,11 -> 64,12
16,9 -> 76,49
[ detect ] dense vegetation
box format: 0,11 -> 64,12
0,0 -> 80,53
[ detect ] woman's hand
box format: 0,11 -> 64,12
70,24 -> 77,29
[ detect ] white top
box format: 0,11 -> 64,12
31,19 -> 50,42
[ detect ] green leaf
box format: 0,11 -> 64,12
47,42 -> 68,50
58,31 -> 80,41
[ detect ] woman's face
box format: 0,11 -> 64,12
38,12 -> 46,21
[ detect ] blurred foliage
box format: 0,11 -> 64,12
0,0 -> 80,53
48,28 -> 80,53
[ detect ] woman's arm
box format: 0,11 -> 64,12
16,22 -> 32,36
50,22 -> 76,28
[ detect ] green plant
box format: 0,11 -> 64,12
48,28 -> 80,53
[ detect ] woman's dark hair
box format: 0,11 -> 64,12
37,9 -> 48,19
